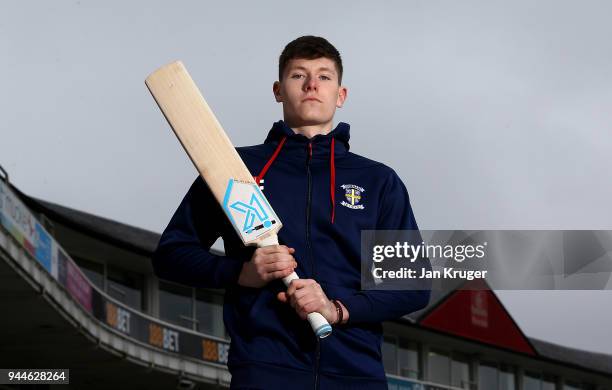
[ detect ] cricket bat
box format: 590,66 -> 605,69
145,61 -> 332,338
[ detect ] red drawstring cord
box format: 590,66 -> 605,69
255,136 -> 286,185
255,135 -> 337,224
330,138 -> 336,224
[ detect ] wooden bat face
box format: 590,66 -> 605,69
146,61 -> 282,246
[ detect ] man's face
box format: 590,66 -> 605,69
273,57 -> 347,130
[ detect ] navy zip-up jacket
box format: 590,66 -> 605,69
152,120 -> 431,389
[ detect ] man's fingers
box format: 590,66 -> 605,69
277,291 -> 288,302
296,299 -> 324,318
292,283 -> 320,300
286,279 -> 316,296
286,279 -> 302,296
262,253 -> 296,264
301,299 -> 325,314
257,245 -> 292,255
295,295 -> 320,309
281,279 -> 332,320
254,253 -> 295,266
267,268 -> 295,281
262,261 -> 297,274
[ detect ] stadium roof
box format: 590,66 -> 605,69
12,184 -> 160,256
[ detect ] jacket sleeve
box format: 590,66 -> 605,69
151,177 -> 244,289
340,170 -> 432,324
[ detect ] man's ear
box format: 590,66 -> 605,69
273,81 -> 283,102
336,86 -> 348,108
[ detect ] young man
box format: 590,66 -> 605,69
152,36 -> 430,389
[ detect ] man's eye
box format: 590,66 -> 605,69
320,75 -> 331,81
291,74 -> 304,79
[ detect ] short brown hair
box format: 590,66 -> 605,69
278,36 -> 343,83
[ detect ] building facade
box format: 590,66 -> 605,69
1,177 -> 610,389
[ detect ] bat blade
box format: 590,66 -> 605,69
145,61 -> 281,246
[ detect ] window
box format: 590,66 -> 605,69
159,281 -> 194,328
73,257 -> 104,289
524,372 -> 559,390
499,365 -> 516,390
542,376 -> 556,390
73,257 -> 145,311
564,382 -> 582,390
398,341 -> 419,379
382,337 -> 398,375
451,354 -> 470,389
195,289 -> 224,338
107,266 -> 143,311
158,282 -> 227,336
479,362 -> 498,390
428,350 -> 450,385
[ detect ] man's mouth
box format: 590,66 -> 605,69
302,97 -> 321,102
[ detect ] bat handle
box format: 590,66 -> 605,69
282,272 -> 332,338
258,234 -> 333,339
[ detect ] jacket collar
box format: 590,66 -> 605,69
264,120 -> 350,159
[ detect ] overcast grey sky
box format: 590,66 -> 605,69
2,1 -> 611,355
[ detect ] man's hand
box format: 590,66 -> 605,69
238,245 -> 297,288
276,279 -> 338,323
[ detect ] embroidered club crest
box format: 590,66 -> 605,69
340,184 -> 365,210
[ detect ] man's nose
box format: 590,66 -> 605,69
304,76 -> 318,91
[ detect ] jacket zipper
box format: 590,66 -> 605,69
306,142 -> 314,278
306,142 -> 320,390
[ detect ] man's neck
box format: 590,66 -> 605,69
285,121 -> 333,139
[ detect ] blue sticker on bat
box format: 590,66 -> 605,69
222,179 -> 280,244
